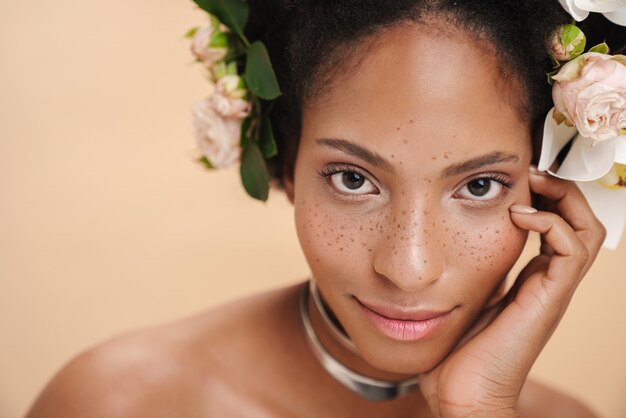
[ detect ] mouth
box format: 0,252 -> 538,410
355,298 -> 455,342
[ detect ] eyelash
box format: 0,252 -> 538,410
318,163 -> 515,204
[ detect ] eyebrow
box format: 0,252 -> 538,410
315,138 -> 394,172
315,137 -> 519,177
440,151 -> 520,178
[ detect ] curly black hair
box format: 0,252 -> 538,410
243,0 -> 626,191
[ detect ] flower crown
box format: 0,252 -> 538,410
186,0 -> 626,248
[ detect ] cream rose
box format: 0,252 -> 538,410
192,98 -> 242,169
552,52 -> 626,142
557,0 -> 626,25
190,27 -> 228,66
209,75 -> 252,119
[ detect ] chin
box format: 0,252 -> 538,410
352,330 -> 457,375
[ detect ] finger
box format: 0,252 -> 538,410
528,168 -> 606,275
529,167 -> 606,247
510,205 -> 589,301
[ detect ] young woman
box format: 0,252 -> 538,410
26,1 -> 625,416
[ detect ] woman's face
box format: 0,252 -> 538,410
289,23 -> 533,374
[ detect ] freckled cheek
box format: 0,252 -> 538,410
294,204 -> 383,269
444,212 -> 528,280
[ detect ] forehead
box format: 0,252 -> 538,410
301,23 -> 531,166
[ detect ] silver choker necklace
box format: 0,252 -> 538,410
299,278 -> 420,402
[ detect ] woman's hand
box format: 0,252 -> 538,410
417,166 -> 606,418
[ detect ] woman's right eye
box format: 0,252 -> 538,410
319,165 -> 379,196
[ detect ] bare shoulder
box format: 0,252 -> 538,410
519,378 -> 599,418
26,282 -> 305,418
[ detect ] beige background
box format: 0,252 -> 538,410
1,1 -> 625,417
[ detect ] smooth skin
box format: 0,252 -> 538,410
26,21 -> 605,418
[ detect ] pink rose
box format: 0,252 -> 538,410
552,52 -> 626,142
209,75 -> 252,119
192,98 -> 242,169
190,27 -> 227,66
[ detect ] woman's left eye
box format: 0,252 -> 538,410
456,175 -> 513,201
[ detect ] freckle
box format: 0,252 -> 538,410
396,127 -> 400,131
314,213 -> 318,217
442,220 -> 446,223
391,154 -> 395,158
340,247 -> 343,251
327,242 -> 332,246
399,161 -> 403,165
426,179 -> 432,184
368,248 -> 372,252
496,230 -> 500,234
360,226 -> 363,231
443,243 -> 447,248
403,139 -> 408,144
423,260 -> 427,264
394,251 -> 398,255
418,276 -> 422,280
431,156 -> 437,161
409,119 -> 414,123
423,210 -> 430,215
340,234 -> 344,238
369,227 -> 374,231
459,252 -> 464,257
307,239 -> 311,244
350,238 -> 355,242
479,235 -> 483,239
315,258 -> 320,262
402,210 -> 407,215
315,203 -> 319,207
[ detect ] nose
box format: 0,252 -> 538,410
372,203 -> 445,292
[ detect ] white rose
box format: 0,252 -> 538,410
190,27 -> 227,66
209,75 -> 252,119
557,0 -> 626,25
192,98 -> 242,169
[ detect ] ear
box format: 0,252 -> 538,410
283,174 -> 295,205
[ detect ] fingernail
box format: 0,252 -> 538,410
510,204 -> 537,214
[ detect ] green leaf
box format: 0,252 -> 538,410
259,116 -> 277,158
193,0 -> 248,39
184,27 -> 199,39
239,117 -> 251,148
588,42 -> 609,54
209,31 -> 228,48
244,41 -> 281,100
240,141 -> 270,201
546,70 -> 559,85
197,155 -> 215,169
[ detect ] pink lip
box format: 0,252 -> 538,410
356,299 -> 454,342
